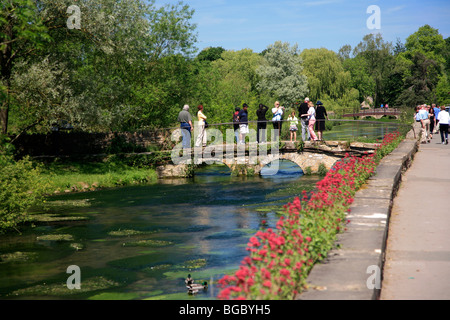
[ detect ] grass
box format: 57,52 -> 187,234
40,159 -> 158,194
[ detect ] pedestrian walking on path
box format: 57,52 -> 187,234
437,105 -> 449,145
380,142 -> 450,300
418,105 -> 430,144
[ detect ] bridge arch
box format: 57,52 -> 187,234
256,152 -> 341,175
260,158 -> 304,176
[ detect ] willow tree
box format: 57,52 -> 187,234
300,48 -> 351,101
256,41 -> 308,107
300,48 -> 359,115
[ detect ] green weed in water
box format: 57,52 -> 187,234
36,234 -> 74,241
122,240 -> 174,247
0,251 -> 38,264
8,276 -> 120,297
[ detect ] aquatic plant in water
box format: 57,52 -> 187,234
36,234 -> 74,241
8,276 -> 120,297
122,239 -> 174,247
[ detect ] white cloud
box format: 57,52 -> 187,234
386,5 -> 407,14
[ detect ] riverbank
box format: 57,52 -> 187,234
40,159 -> 158,194
296,122 -> 421,300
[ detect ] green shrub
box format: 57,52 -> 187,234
0,155 -> 47,233
318,162 -> 328,176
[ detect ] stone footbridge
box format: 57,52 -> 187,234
342,108 -> 401,120
157,141 -> 378,178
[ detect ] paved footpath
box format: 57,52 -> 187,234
380,138 -> 450,300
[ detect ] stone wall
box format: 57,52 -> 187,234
11,130 -> 167,158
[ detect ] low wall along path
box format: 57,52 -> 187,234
296,123 -> 421,300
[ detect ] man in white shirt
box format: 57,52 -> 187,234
418,105 -> 430,144
437,106 -> 449,145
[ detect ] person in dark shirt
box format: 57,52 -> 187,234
233,107 -> 241,143
238,103 -> 249,144
314,100 -> 329,141
256,104 -> 268,143
298,98 -> 311,141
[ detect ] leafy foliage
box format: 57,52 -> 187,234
0,154 -> 47,232
256,41 -> 308,107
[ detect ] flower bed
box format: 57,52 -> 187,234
218,131 -> 403,300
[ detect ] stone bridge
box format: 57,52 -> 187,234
156,141 -> 377,178
342,108 -> 401,120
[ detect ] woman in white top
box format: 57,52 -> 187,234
195,105 -> 207,147
437,105 -> 449,145
272,101 -> 284,139
305,101 -> 318,141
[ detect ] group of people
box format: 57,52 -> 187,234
414,103 -> 449,145
234,98 -> 329,144
297,97 -> 329,142
177,98 -> 330,149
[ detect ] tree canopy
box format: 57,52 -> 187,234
1,1 -> 449,135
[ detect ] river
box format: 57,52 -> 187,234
0,160 -> 320,300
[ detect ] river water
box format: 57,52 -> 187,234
0,161 -> 320,300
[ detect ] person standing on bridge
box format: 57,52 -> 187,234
238,103 -> 249,144
287,110 -> 298,142
272,101 -> 284,140
303,101 -> 318,141
298,98 -> 310,141
195,105 -> 207,148
177,105 -> 193,149
256,104 -> 268,143
233,107 -> 241,144
315,101 -> 329,141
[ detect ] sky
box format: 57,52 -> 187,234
153,0 -> 450,54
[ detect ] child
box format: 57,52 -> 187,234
287,111 -> 298,142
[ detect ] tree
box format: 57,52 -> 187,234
435,73 -> 450,105
5,0 -> 198,134
397,25 -> 446,107
300,48 -> 351,101
352,33 -> 395,107
404,24 -> 445,67
196,47 -> 225,62
338,44 -> 352,61
188,49 -> 263,124
256,41 -> 308,106
0,0 -> 50,134
396,52 -> 440,108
